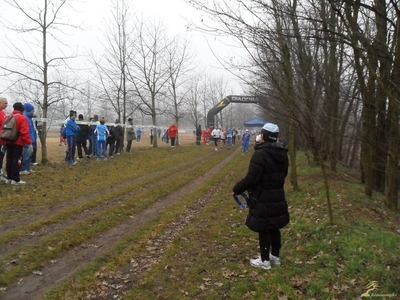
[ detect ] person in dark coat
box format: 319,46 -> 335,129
113,119 -> 123,155
126,118 -> 135,153
106,125 -> 115,158
196,124 -> 201,146
233,122 -> 289,270
76,114 -> 89,159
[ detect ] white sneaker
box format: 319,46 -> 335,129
11,180 -> 26,185
19,170 -> 31,175
270,254 -> 281,266
0,176 -> 8,182
250,257 -> 271,270
31,162 -> 38,166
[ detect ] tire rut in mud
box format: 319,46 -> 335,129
0,151 -> 216,256
0,151 -> 213,233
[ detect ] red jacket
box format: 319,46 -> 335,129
168,124 -> 178,138
2,110 -> 32,146
0,109 -> 6,146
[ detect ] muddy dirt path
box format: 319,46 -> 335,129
0,150 -> 212,232
0,151 -> 215,256
2,147 -> 240,300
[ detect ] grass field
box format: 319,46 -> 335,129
0,138 -> 399,300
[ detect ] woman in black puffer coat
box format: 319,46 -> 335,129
233,123 -> 289,270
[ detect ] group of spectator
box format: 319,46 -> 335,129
0,100 -> 36,185
62,112 -> 131,164
1,98 -> 260,186
62,114 -> 181,164
129,122 -> 179,147
0,99 -> 180,186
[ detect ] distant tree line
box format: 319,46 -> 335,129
1,0 -> 258,162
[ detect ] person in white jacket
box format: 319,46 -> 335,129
211,127 -> 221,151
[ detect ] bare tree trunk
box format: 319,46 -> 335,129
41,3 -> 49,164
385,10 -> 400,211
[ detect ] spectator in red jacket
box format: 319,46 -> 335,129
0,97 -> 8,180
207,127 -> 212,145
3,102 -> 32,185
168,122 -> 178,147
202,129 -> 207,145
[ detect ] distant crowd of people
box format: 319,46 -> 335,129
0,97 -> 264,186
195,125 -> 259,153
61,111 -> 180,164
0,100 -> 180,185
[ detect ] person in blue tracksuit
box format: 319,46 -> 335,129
242,129 -> 251,152
20,103 -> 37,173
136,127 -> 142,143
65,111 -> 80,165
226,128 -> 233,149
94,118 -> 109,160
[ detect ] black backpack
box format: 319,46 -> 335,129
0,115 -> 19,142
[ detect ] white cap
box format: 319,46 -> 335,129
262,123 -> 279,133
245,129 -> 249,131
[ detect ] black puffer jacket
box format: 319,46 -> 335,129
233,142 -> 290,232
114,125 -> 123,140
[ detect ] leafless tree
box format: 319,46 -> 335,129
90,0 -> 136,131
126,18 -> 171,148
165,34 -> 196,145
185,75 -> 203,128
0,0 -> 81,163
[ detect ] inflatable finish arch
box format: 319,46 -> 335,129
206,95 -> 258,129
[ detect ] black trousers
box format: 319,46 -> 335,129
126,140 -> 133,152
6,143 -> 23,182
259,229 -> 281,261
77,139 -> 88,158
31,142 -> 37,163
213,138 -> 219,147
115,139 -> 122,153
0,145 -> 6,172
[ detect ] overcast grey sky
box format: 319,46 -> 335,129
0,0 -> 245,108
